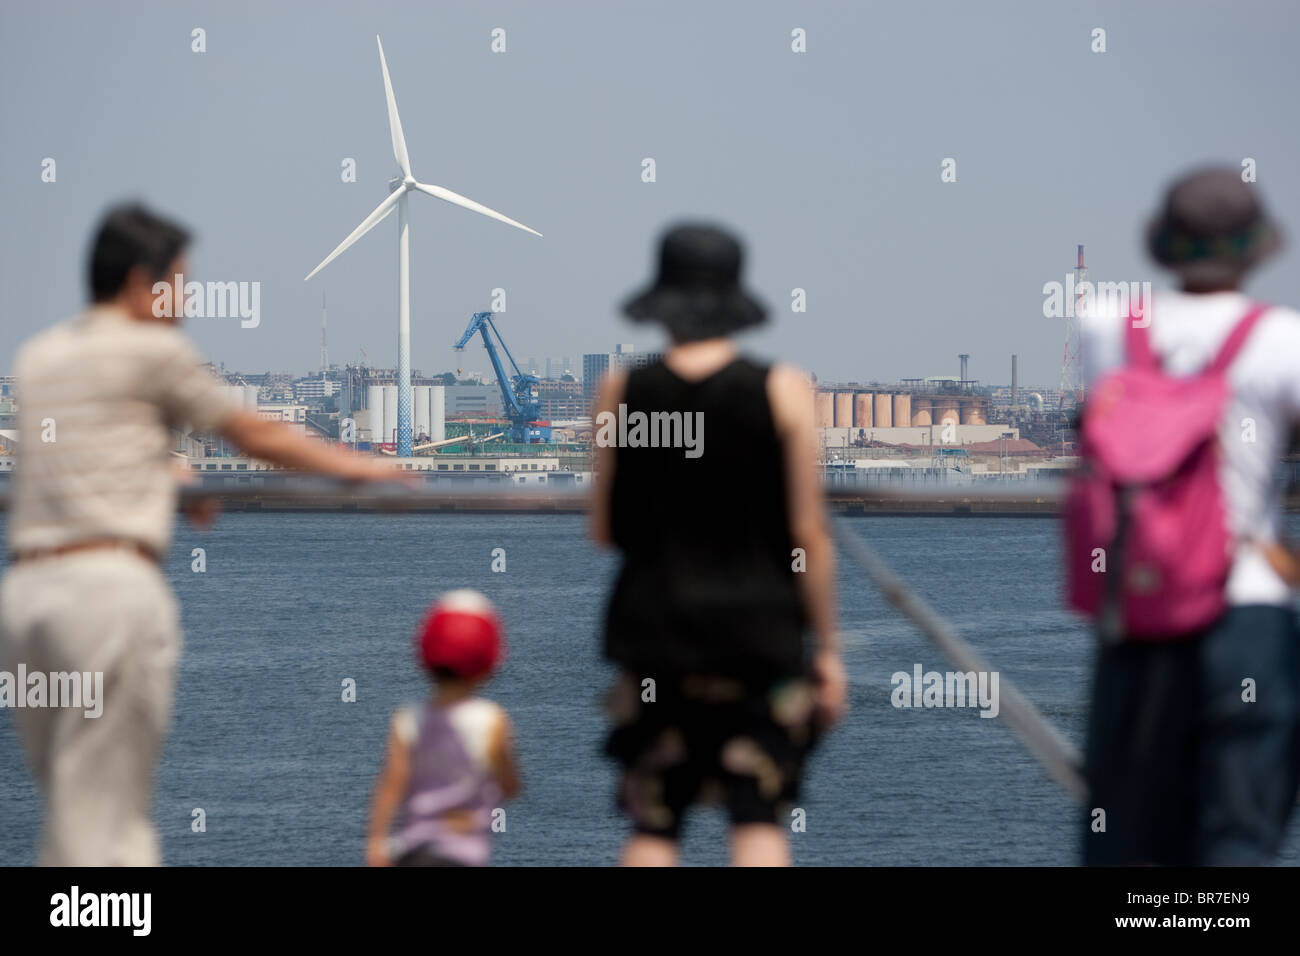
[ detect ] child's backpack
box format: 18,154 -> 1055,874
1064,301 -> 1269,641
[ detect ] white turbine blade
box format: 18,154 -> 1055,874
304,189 -> 403,280
376,36 -> 411,178
412,182 -> 542,238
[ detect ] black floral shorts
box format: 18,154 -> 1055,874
603,670 -> 818,839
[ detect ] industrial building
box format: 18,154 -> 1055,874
819,423 -> 1017,448
362,384 -> 447,446
218,384 -> 261,410
184,453 -> 574,484
814,388 -> 992,431
337,369 -> 506,445
811,351 -> 1010,450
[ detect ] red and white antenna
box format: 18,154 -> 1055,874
1059,244 -> 1086,410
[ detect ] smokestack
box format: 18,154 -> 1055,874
1011,354 -> 1019,404
959,353 -> 970,389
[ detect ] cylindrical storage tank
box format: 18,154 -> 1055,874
910,401 -> 933,426
382,385 -> 398,445
892,394 -> 911,430
853,393 -> 872,428
873,393 -> 893,429
961,400 -> 987,425
414,386 -> 431,440
834,392 -> 853,428
430,386 -> 446,443
935,403 -> 960,426
243,385 -> 259,408
367,385 -> 384,443
814,392 -> 834,429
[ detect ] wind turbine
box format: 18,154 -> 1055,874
305,36 -> 542,457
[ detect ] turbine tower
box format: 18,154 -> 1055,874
305,36 -> 542,456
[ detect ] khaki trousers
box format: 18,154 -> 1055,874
1,549 -> 180,865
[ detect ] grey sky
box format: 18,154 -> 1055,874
2,0 -> 1297,388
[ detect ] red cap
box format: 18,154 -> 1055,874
415,589 -> 504,679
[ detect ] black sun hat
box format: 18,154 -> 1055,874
1146,167 -> 1283,287
622,223 -> 767,341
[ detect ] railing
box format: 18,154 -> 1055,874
0,475 -> 1295,515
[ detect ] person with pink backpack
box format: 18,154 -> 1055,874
1070,167 -> 1300,865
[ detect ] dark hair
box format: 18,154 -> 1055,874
87,203 -> 191,302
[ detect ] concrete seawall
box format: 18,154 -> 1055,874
207,490 -> 1300,517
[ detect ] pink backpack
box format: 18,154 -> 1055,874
1064,301 -> 1269,641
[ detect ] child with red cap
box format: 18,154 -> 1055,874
366,589 -> 520,866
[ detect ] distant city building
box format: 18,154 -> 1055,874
545,356 -> 573,381
233,371 -> 294,389
293,377 -> 339,402
537,380 -> 584,420
0,375 -> 15,428
256,403 -> 308,424
522,356 -> 575,380
263,383 -> 295,402
582,344 -> 661,407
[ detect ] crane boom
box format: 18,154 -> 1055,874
453,311 -> 551,443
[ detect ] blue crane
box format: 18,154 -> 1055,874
453,311 -> 551,443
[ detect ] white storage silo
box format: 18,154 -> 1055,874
242,385 -> 259,408
382,386 -> 398,446
430,386 -> 446,443
414,386 -> 431,440
367,385 -> 384,444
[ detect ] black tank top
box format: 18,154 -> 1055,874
603,357 -> 808,681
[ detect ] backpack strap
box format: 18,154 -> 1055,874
1125,300 -> 1270,374
1124,299 -> 1160,370
1206,303 -> 1270,375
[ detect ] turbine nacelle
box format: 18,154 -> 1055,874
305,38 -> 541,282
